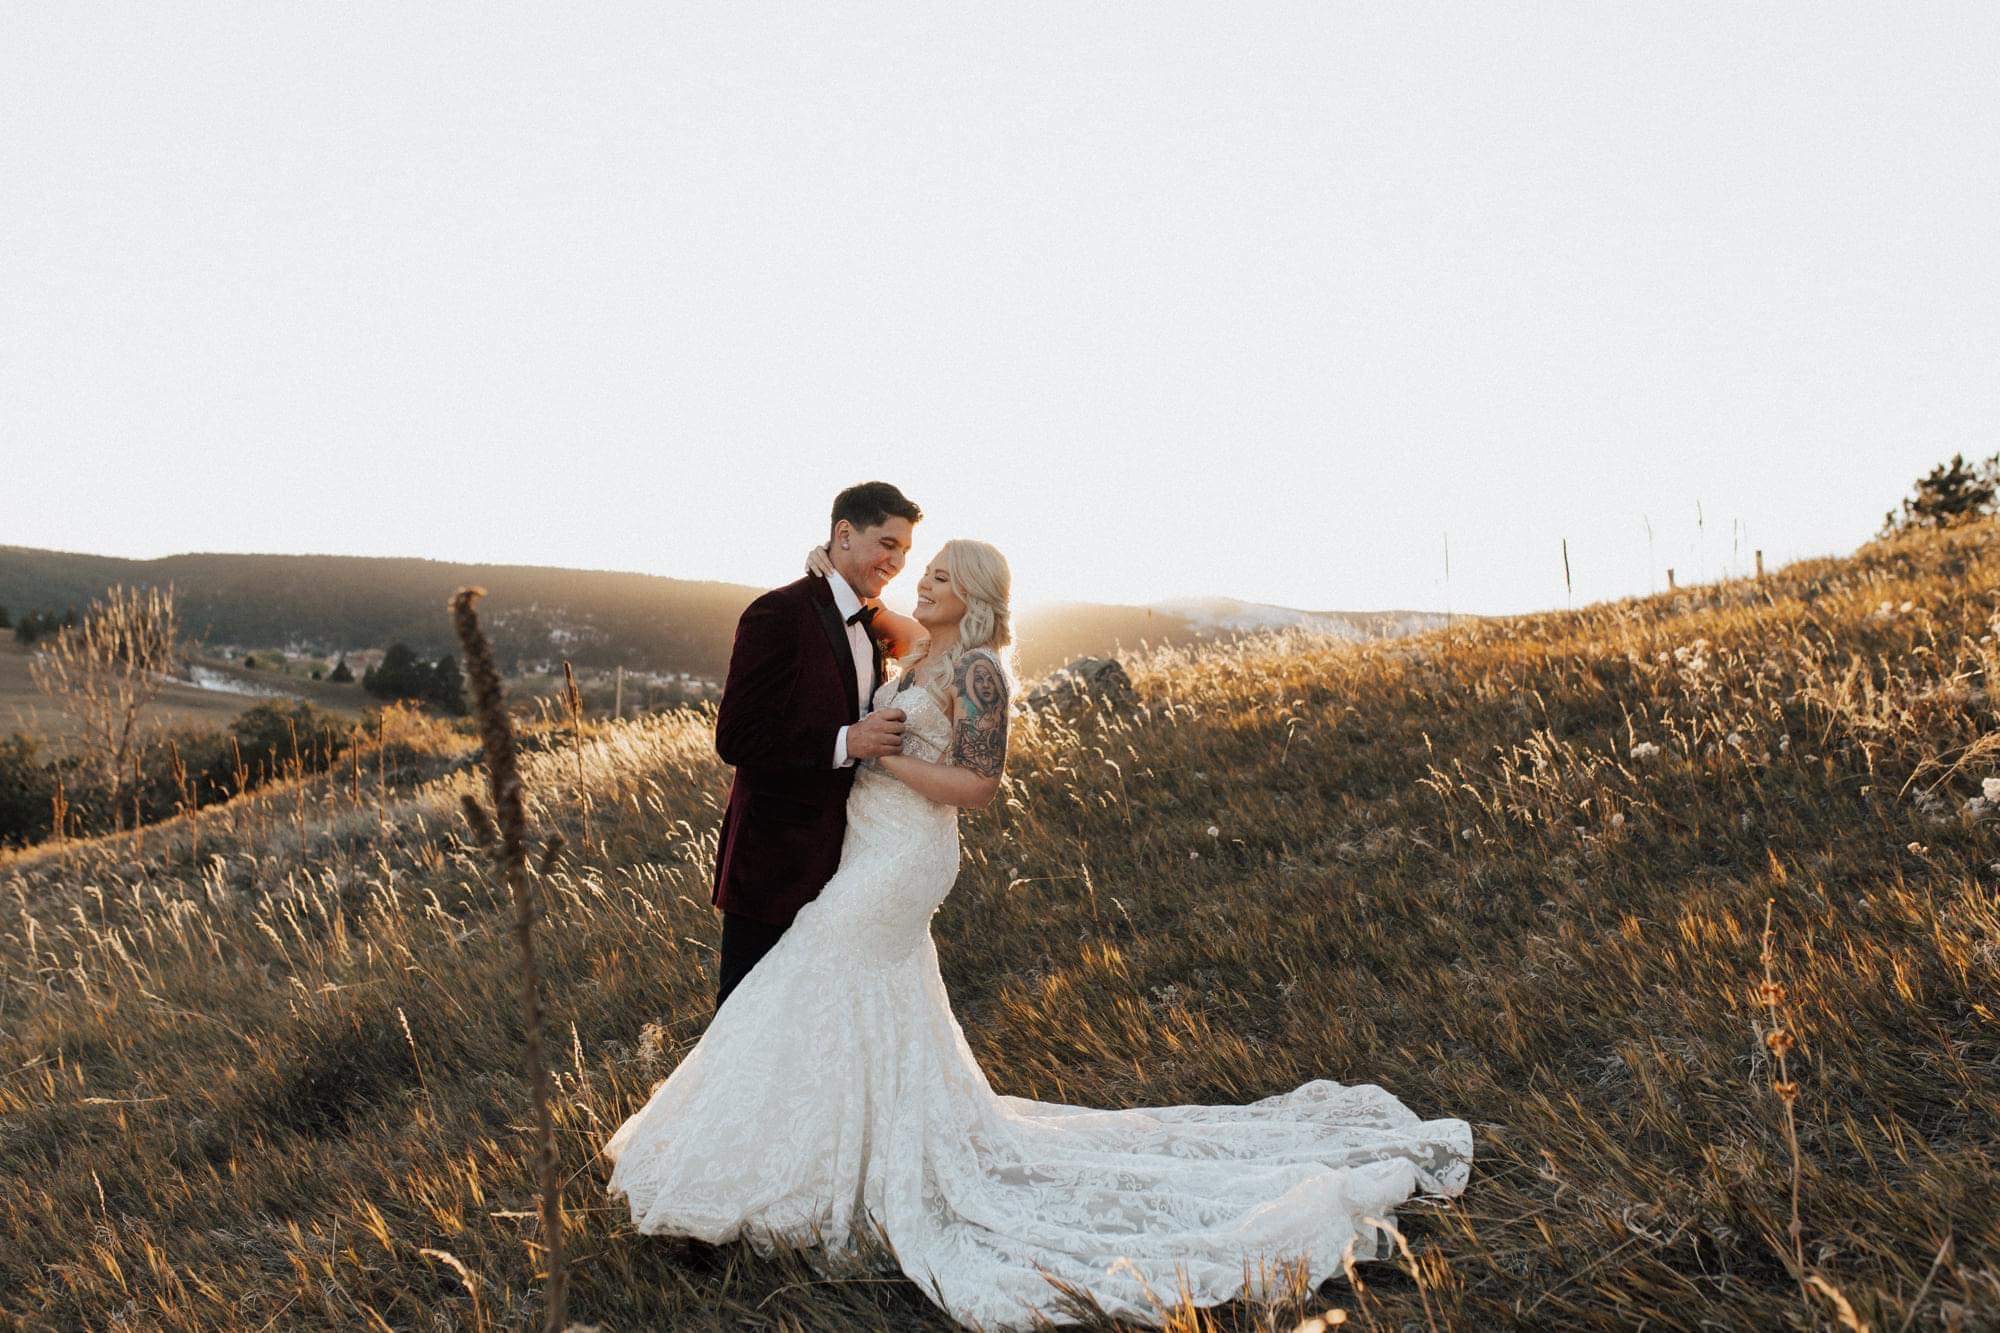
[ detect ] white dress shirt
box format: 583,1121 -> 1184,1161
825,567 -> 876,768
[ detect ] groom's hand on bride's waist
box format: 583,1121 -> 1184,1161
848,708 -> 907,760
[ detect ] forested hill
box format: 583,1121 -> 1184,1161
0,544 -> 1452,679
0,546 -> 760,676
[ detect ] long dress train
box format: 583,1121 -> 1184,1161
602,672 -> 1472,1329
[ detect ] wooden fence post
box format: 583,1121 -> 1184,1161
1667,568 -> 1677,592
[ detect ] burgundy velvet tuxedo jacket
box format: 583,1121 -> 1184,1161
710,575 -> 885,927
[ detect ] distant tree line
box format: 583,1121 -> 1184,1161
362,643 -> 466,714
0,549 -> 750,678
9,605 -> 80,646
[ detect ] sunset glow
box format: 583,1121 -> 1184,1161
5,7 -> 1993,616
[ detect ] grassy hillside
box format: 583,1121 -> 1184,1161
1,521 -> 1995,1329
0,545 -> 761,677
1015,602 -> 1206,677
1014,603 -> 1459,677
3,543 -> 1451,690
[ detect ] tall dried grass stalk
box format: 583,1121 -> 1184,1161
1760,900 -> 1872,1329
1758,897 -> 1808,1306
26,581 -> 179,830
167,739 -> 198,863
451,585 -> 566,1332
1362,1215 -> 1438,1333
459,793 -> 497,847
561,659 -> 589,849
536,832 -> 566,877
49,773 -> 68,846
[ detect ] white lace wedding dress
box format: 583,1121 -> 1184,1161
602,670 -> 1473,1329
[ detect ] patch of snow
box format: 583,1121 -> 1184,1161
171,665 -> 302,701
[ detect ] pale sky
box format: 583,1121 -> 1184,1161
4,4 -> 1995,616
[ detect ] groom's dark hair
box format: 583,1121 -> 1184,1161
830,482 -> 922,537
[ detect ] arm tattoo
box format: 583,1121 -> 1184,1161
947,651 -> 1010,780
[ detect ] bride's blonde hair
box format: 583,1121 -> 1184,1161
937,539 -> 1016,679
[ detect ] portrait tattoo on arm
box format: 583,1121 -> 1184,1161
947,650 -> 1010,780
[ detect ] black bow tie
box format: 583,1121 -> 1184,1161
845,604 -> 878,628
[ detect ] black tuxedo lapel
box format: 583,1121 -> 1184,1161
807,578 -> 862,722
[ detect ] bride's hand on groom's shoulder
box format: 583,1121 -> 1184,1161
803,541 -> 922,654
877,620 -> 925,659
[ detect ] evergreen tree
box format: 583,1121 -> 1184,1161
364,642 -> 420,699
429,653 -> 467,714
1883,452 -> 2000,535
15,610 -> 57,646
362,642 -> 465,711
328,656 -> 355,684
0,605 -> 10,629
11,606 -> 126,647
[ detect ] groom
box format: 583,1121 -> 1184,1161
708,481 -> 923,1010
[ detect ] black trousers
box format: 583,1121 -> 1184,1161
715,911 -> 790,1012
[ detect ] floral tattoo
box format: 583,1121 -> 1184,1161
948,651 -> 1010,779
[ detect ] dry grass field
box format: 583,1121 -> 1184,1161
1,638 -> 242,740
0,639 -> 370,743
2,520 -> 1996,1330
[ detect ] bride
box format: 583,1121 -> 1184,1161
601,538 -> 1473,1329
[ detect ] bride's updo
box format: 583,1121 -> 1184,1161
938,538 -> 1013,661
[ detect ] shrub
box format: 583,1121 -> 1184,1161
0,733 -> 57,847
226,700 -> 356,786
1882,451 -> 1999,535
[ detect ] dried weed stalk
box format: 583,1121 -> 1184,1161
451,585 -> 566,1332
